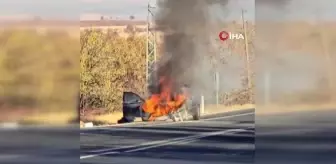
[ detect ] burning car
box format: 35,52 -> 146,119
118,76 -> 201,123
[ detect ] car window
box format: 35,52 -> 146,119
123,92 -> 144,104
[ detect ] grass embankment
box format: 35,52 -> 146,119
257,103 -> 336,115
20,112 -> 77,125
0,28 -> 78,126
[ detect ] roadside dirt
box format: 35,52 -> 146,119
257,103 -> 336,115
204,104 -> 255,115
80,104 -> 256,127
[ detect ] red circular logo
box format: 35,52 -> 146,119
219,31 -> 229,41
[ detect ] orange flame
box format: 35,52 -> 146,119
142,76 -> 187,121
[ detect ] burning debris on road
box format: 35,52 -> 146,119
142,76 -> 187,121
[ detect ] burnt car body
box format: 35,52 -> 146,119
118,91 -> 201,124
117,92 -> 149,123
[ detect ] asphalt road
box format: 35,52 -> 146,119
1,107 -> 333,164
80,109 -> 255,164
256,108 -> 336,164
0,125 -> 79,164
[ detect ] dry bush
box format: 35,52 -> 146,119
80,29 -> 146,115
79,21 -> 257,118
0,29 -> 78,117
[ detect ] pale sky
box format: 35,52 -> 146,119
0,0 -> 333,93
0,0 -> 334,21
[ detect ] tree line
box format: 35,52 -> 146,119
0,29 -> 79,114
80,29 -> 147,114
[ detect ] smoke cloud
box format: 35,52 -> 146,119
152,0 -> 229,96
255,0 -> 336,105
257,0 -> 291,8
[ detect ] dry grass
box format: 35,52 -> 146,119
257,103 -> 336,115
85,112 -> 123,125
80,111 -> 143,128
204,103 -> 335,117
204,104 -> 255,115
19,111 -> 76,125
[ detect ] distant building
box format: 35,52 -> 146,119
80,20 -> 163,38
0,19 -> 164,39
80,20 -> 147,31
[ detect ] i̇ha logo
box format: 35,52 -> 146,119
219,31 -> 245,41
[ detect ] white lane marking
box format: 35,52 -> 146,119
80,151 -> 119,159
125,129 -> 247,153
83,112 -> 254,154
81,111 -> 254,129
0,154 -> 26,159
139,112 -> 254,127
87,131 -> 207,153
81,112 -> 254,159
87,127 -> 249,153
201,112 -> 254,121
81,128 -> 247,159
82,121 -> 144,129
86,127 -> 199,135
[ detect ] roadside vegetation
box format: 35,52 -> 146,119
1,20 -> 334,125
80,29 -> 147,121
0,28 -> 79,124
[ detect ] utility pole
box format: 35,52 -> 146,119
215,72 -> 219,107
146,1 -> 157,95
241,9 -> 253,103
264,70 -> 271,105
317,8 -> 335,101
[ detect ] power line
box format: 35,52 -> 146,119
241,9 -> 253,103
146,1 -> 157,94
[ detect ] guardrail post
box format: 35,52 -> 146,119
200,95 -> 205,115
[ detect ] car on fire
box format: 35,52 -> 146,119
118,87 -> 201,124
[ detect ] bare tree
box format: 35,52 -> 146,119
125,24 -> 135,33
129,15 -> 135,20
